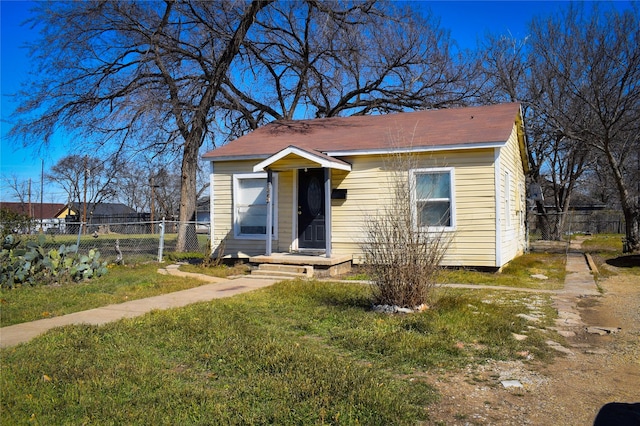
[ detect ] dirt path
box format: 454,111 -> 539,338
425,272 -> 640,425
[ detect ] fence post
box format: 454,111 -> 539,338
75,222 -> 84,253
158,217 -> 165,262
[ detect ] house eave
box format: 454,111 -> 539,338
203,154 -> 271,163
324,141 -> 506,157
203,141 -> 508,164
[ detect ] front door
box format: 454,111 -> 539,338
298,168 -> 325,250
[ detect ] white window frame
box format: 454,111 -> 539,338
410,167 -> 456,232
232,172 -> 278,240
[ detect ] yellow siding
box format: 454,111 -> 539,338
498,123 -> 528,266
269,157 -> 323,171
331,150 -> 498,267
276,170 -> 294,251
55,207 -> 74,219
210,120 -> 527,268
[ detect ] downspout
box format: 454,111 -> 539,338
266,169 -> 273,256
209,162 -> 215,256
324,168 -> 332,257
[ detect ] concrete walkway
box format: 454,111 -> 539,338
551,237 -> 600,333
1,241 -> 599,349
0,266 -> 278,348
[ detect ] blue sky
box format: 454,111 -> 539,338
0,1 -> 574,202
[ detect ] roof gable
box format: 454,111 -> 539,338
203,103 -> 522,161
253,146 -> 352,172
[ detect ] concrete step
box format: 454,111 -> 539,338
258,263 -> 310,274
251,263 -> 313,278
251,270 -> 303,279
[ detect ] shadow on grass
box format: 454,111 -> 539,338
284,280 -> 373,310
317,291 -> 372,309
606,255 -> 640,268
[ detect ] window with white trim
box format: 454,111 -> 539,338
233,173 -> 277,238
411,168 -> 455,230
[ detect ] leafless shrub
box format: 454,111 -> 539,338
360,149 -> 452,308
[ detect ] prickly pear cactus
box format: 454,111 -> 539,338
0,234 -> 108,288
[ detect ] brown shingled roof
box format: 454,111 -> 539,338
0,202 -> 66,219
203,103 -> 522,161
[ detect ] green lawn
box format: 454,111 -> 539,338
1,252 -> 566,328
580,233 -> 624,253
0,264 -> 210,327
3,238 -> 633,425
1,280 -> 556,425
426,253 -> 566,291
581,233 -> 640,277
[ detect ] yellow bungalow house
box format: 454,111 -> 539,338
202,103 -> 529,275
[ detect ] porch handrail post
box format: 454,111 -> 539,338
266,169 -> 273,256
324,168 -> 332,257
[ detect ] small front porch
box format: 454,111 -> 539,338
249,252 -> 353,278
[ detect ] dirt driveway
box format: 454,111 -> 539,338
425,272 -> 640,425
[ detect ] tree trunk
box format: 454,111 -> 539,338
622,204 -> 639,253
535,200 -> 551,240
602,140 -> 639,254
174,0 -> 274,252
554,195 -> 574,241
176,138 -> 200,252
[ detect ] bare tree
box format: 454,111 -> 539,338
12,1 -> 453,251
528,4 -> 640,251
46,155 -> 117,220
9,0 -> 273,251
150,167 -> 182,220
217,2 -> 479,135
114,151 -> 210,236
479,33 -> 529,104
117,163 -> 152,214
481,32 -> 593,240
2,175 -> 35,206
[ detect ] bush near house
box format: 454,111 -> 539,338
360,154 -> 450,308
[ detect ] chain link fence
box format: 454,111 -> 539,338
528,210 -> 625,241
1,220 -> 211,264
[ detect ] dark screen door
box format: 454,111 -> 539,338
298,168 -> 325,249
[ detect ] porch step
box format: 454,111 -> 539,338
251,263 -> 314,279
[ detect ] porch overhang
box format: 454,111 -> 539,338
253,145 -> 352,172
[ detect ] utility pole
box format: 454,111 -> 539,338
150,176 -> 155,234
28,179 -> 32,234
83,156 -> 88,234
40,159 -> 44,233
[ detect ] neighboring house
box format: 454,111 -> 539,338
0,201 -> 67,233
202,103 -> 529,272
65,202 -> 138,221
196,197 -> 211,233
64,202 -> 142,234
